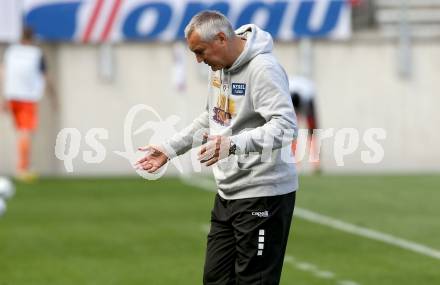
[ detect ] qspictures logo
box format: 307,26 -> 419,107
54,104 -> 387,180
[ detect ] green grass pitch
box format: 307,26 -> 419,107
0,175 -> 439,285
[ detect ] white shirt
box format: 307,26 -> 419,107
3,44 -> 45,102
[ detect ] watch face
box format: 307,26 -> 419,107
229,143 -> 237,155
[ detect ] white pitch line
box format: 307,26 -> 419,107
295,261 -> 318,272
284,255 -> 359,285
182,176 -> 440,261
338,281 -> 362,285
315,270 -> 336,279
295,208 -> 440,260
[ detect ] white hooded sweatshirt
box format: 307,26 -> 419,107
164,24 -> 298,199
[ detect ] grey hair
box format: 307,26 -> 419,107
184,10 -> 235,42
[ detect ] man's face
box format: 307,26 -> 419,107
187,31 -> 228,71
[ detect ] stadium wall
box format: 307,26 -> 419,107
0,37 -> 439,176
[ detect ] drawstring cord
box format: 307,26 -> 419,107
222,69 -> 230,114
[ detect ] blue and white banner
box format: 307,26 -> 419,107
0,0 -> 22,43
19,0 -> 352,43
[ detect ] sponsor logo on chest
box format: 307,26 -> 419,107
231,83 -> 246,96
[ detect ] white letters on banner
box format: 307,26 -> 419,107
0,0 -> 22,43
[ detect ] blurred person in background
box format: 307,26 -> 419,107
0,26 -> 55,181
136,10 -> 298,285
289,75 -> 320,174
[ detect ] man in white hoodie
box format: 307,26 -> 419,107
136,11 -> 298,284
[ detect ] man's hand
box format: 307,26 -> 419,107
198,133 -> 231,166
135,145 -> 169,173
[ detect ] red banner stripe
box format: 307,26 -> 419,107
82,0 -> 104,43
100,0 -> 122,42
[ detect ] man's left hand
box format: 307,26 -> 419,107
198,133 -> 231,166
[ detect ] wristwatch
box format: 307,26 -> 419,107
229,141 -> 238,155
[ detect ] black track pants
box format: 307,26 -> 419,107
203,191 -> 296,285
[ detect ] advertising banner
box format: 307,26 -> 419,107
18,0 -> 352,42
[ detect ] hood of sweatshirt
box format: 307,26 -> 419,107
225,24 -> 274,74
